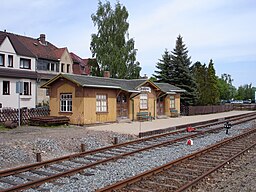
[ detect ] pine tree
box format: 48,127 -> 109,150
169,35 -> 198,105
153,49 -> 171,82
191,61 -> 208,105
206,59 -> 219,104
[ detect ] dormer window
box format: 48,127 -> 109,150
8,55 -> 13,67
50,63 -> 55,71
67,64 -> 70,73
20,58 -> 31,69
0,54 -> 4,66
61,63 -> 65,72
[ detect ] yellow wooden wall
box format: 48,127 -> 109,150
49,80 -> 117,124
164,94 -> 181,116
131,90 -> 157,120
82,87 -> 117,124
48,78 -> 182,124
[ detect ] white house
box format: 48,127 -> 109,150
0,33 -> 37,109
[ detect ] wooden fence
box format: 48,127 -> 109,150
181,105 -> 234,116
232,104 -> 256,111
0,107 -> 50,125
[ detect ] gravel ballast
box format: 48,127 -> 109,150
0,120 -> 255,191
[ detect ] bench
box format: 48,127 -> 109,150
137,112 -> 153,121
170,109 -> 179,117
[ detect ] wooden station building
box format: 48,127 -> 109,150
41,73 -> 185,125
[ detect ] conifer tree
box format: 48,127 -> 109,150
206,59 -> 220,104
169,35 -> 198,105
191,61 -> 208,105
153,49 -> 171,82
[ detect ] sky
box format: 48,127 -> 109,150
1,0 -> 255,88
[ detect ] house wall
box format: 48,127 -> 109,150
164,94 -> 181,116
60,49 -> 73,74
37,80 -> 49,105
132,90 -> 157,121
49,80 -> 84,124
0,77 -> 36,109
0,37 -> 36,109
82,87 -> 117,124
49,79 -> 117,124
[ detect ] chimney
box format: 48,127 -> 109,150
104,71 -> 110,78
39,34 -> 46,45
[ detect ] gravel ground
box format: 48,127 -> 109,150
0,125 -> 136,170
189,145 -> 256,192
0,121 -> 255,192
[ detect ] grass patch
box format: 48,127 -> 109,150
0,124 -> 9,131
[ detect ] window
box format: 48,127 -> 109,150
3,81 -> 10,95
23,82 -> 31,95
67,64 -> 70,73
60,94 -> 72,112
50,63 -> 55,71
20,58 -> 31,69
8,55 -> 13,67
61,63 -> 65,72
0,54 -> 5,66
46,89 -> 49,96
96,94 -> 107,112
140,94 -> 148,109
170,95 -> 175,109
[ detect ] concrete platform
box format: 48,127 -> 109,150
87,111 -> 254,135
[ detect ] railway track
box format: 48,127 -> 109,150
97,127 -> 256,192
0,112 -> 255,191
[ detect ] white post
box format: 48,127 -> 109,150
18,93 -> 20,127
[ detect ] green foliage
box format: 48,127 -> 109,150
153,49 -> 171,82
88,59 -> 100,76
149,76 -> 157,82
235,84 -> 254,100
168,35 -> 198,105
90,1 -> 141,79
206,59 -> 220,104
192,60 -> 220,105
191,61 -> 208,105
217,73 -> 236,100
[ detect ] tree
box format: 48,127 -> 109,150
235,84 -> 254,100
168,35 -> 198,105
153,49 -> 171,82
90,1 -> 141,79
217,73 -> 236,101
205,59 -> 219,104
191,61 -> 208,105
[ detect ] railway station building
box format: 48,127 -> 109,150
41,73 -> 185,125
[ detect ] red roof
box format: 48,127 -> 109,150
54,47 -> 66,59
0,30 -> 60,61
70,52 -> 91,75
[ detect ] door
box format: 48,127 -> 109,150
157,97 -> 164,115
117,93 -> 128,118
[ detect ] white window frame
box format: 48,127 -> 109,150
0,54 -> 5,66
50,63 -> 55,71
96,94 -> 107,112
3,81 -> 10,95
170,95 -> 175,109
140,93 -> 148,109
20,58 -> 31,69
60,93 -> 72,112
23,82 -> 31,95
8,55 -> 13,67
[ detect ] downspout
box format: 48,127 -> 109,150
154,99 -> 156,119
132,99 -> 134,121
